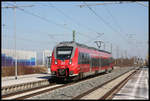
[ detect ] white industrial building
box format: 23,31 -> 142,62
2,49 -> 36,66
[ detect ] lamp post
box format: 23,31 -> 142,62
14,2 -> 17,79
2,2 -> 33,79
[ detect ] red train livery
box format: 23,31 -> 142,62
50,41 -> 114,80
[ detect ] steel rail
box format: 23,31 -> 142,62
72,67 -> 139,100
100,69 -> 140,99
2,67 -> 139,100
2,69 -> 108,100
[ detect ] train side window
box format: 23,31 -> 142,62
101,58 -> 103,67
87,54 -> 89,64
96,58 -> 98,67
99,58 -> 101,66
81,53 -> 83,64
103,59 -> 105,66
91,58 -> 93,67
96,58 -> 98,66
80,52 -> 82,64
85,53 -> 87,64
101,58 -> 104,67
97,58 -> 99,66
93,58 -> 95,67
106,59 -> 108,66
78,52 -> 82,64
94,58 -> 97,67
103,58 -> 105,67
82,53 -> 84,64
86,53 -> 88,64
92,58 -> 93,67
98,58 -> 100,67
106,59 -> 109,66
92,58 -> 94,67
87,54 -> 90,64
104,59 -> 106,66
109,58 -> 111,65
88,54 -> 90,64
84,53 -> 86,64
94,58 -> 96,67
95,58 -> 96,66
110,57 -> 113,64
109,58 -> 112,64
108,58 -> 110,66
85,53 -> 88,64
83,53 -> 85,64
99,57 -> 101,67
80,53 -> 82,64
88,54 -> 90,65
105,59 -> 107,66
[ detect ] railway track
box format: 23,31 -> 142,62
1,70 -> 106,100
2,67 -> 139,100
2,83 -> 58,100
101,69 -> 141,99
2,79 -> 76,100
72,67 -> 140,100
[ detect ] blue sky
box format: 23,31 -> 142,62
2,1 -> 149,59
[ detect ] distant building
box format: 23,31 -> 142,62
1,49 -> 36,67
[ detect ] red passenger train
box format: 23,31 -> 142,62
50,41 -> 114,80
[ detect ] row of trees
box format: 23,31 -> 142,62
114,57 -> 147,67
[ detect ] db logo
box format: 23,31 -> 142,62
61,62 -> 65,65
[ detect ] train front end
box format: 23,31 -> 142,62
50,42 -> 79,79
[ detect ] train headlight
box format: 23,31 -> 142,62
55,60 -> 57,64
69,59 -> 72,64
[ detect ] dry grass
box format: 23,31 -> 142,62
114,58 -> 135,67
1,66 -> 48,77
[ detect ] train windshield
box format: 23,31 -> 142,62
56,46 -> 73,60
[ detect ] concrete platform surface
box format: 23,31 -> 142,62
1,66 -> 120,88
1,73 -> 51,87
113,67 -> 149,100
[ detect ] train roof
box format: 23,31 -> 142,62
59,41 -> 111,54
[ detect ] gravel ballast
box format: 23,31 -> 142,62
28,67 -> 138,99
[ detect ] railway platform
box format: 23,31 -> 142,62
113,67 -> 149,100
2,73 -> 51,88
1,66 -> 120,88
